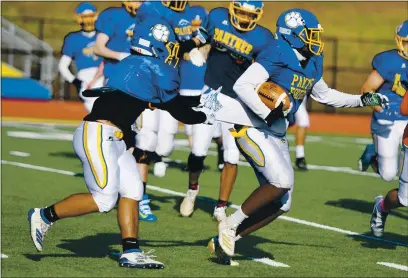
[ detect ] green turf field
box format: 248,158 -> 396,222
1,121 -> 408,277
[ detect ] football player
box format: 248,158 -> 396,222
28,16 -> 214,269
180,0 -> 275,222
58,2 -> 103,112
359,20 -> 408,183
204,8 -> 388,263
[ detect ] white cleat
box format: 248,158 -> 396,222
218,219 -> 236,256
370,195 -> 388,237
153,161 -> 167,178
213,206 -> 227,222
28,208 -> 52,252
180,187 -> 199,217
119,249 -> 164,269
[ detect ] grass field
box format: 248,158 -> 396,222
1,120 -> 408,277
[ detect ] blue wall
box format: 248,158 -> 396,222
1,77 -> 51,100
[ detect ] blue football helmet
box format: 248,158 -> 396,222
229,0 -> 264,31
276,8 -> 324,56
396,20 -> 408,58
131,18 -> 180,67
162,0 -> 188,12
75,2 -> 97,32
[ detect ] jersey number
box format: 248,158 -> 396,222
392,73 -> 406,97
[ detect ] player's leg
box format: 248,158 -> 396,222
294,96 -> 310,170
373,121 -> 403,181
116,148 -> 164,268
213,123 -> 240,222
28,122 -> 123,251
184,124 -> 193,148
180,122 -> 215,217
134,109 -> 160,222
153,110 -> 179,177
77,67 -> 104,113
211,127 -> 293,257
212,124 -> 224,171
370,141 -> 408,237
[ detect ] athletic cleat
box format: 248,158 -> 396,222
370,196 -> 388,237
208,236 -> 238,266
359,144 -> 376,172
295,157 -> 308,170
153,161 -> 167,178
218,219 -> 236,256
119,249 -> 164,269
213,206 -> 227,222
180,187 -> 199,217
139,195 -> 157,222
28,208 -> 52,252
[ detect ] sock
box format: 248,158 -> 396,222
226,206 -> 248,229
143,182 -> 147,195
296,145 -> 305,159
189,183 -> 198,190
216,199 -> 228,208
41,205 -> 59,224
122,237 -> 141,253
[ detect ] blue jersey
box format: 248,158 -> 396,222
106,18 -> 180,104
204,7 -> 274,97
372,49 -> 408,121
256,38 -> 323,117
95,7 -> 136,78
61,31 -> 102,71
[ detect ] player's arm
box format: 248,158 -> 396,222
59,36 -> 83,93
360,70 -> 384,93
87,60 -> 104,89
310,78 -> 388,108
401,91 -> 408,115
94,33 -> 129,61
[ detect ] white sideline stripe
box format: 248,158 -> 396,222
1,254 -> 9,259
9,151 -> 30,157
377,262 -> 408,271
251,257 -> 290,268
2,160 -> 407,248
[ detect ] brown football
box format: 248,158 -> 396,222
257,82 -> 291,111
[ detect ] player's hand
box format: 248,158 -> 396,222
193,26 -> 209,45
360,91 -> 389,109
72,78 -> 83,94
194,105 -> 216,125
264,102 -> 284,126
188,48 -> 206,67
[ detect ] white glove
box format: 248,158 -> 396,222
193,106 -> 216,125
118,52 -> 130,61
188,48 -> 206,67
200,86 -> 222,108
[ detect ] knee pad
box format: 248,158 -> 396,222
379,167 -> 398,182
92,192 -> 119,213
136,129 -> 158,152
133,148 -> 155,165
155,132 -> 175,157
188,153 -> 206,172
223,149 -> 240,164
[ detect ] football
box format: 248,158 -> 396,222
256,81 -> 291,111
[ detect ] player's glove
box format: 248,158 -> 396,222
264,101 -> 292,126
72,78 -> 83,94
360,92 -> 389,109
193,26 -> 209,45
188,48 -> 206,67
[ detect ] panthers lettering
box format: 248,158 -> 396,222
213,28 -> 253,55
290,74 -> 315,99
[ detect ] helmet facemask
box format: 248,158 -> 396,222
298,26 -> 324,56
229,1 -> 263,32
161,1 -> 188,12
76,12 -> 98,32
122,1 -> 142,16
396,34 -> 408,58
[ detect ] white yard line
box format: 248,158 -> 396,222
2,160 -> 407,248
1,254 -> 9,259
251,258 -> 290,267
9,151 -> 30,157
377,262 -> 408,271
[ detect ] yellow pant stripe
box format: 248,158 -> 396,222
237,130 -> 265,167
83,122 -> 108,189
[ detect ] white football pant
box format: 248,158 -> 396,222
73,121 -> 143,212
77,67 -> 104,113
372,119 -> 408,181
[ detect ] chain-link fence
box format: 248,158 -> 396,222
1,15 -> 396,114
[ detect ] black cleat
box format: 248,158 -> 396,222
296,157 -> 308,171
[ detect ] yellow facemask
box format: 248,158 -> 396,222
76,13 -> 98,32
122,1 -> 142,16
161,1 -> 188,12
299,27 -> 324,56
229,1 -> 263,32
